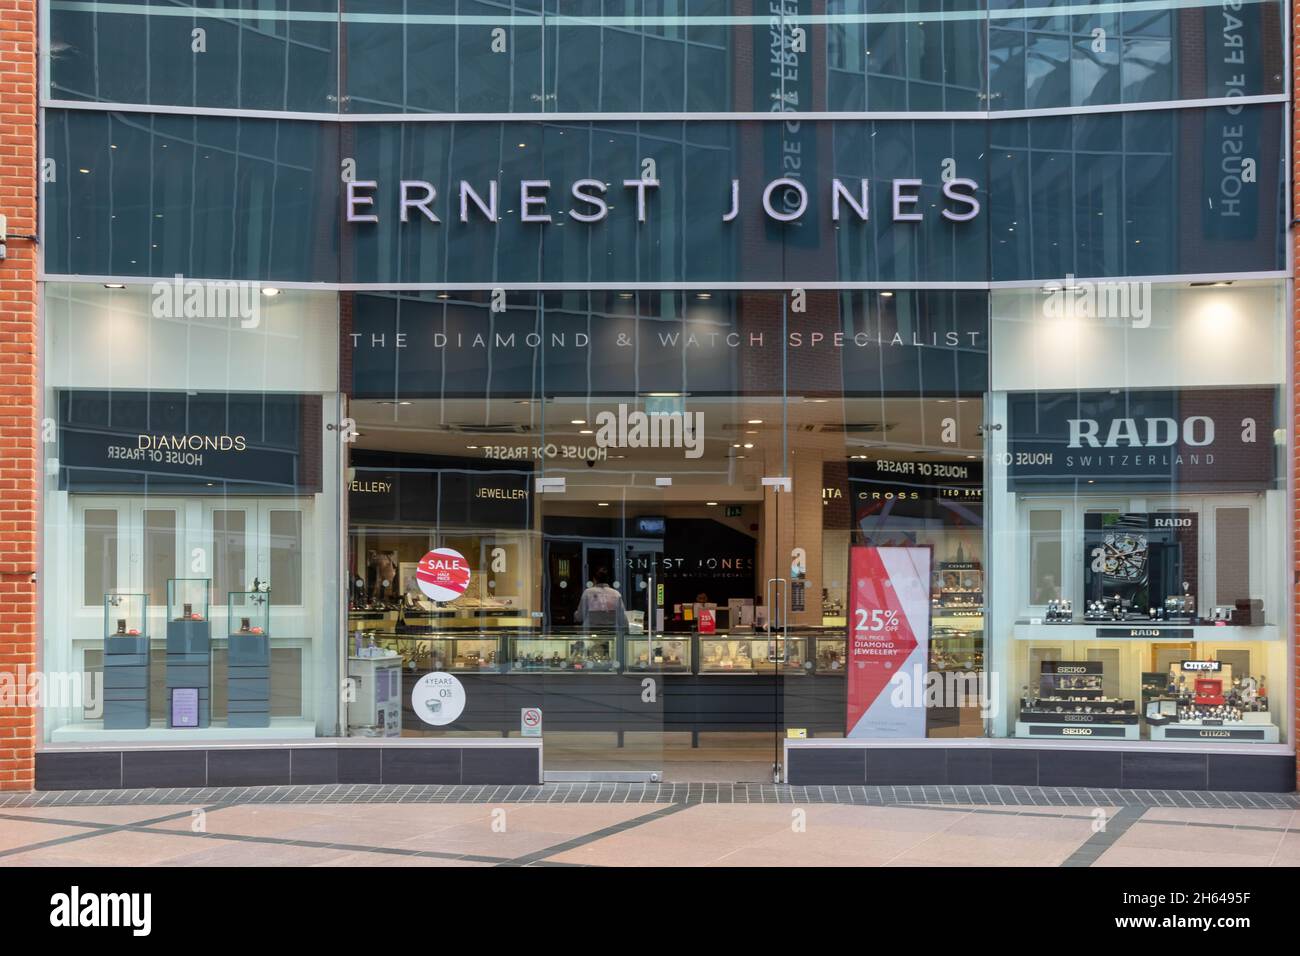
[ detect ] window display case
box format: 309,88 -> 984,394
510,634 -> 620,672
373,633 -> 504,672
1016,660 -> 1140,739
1146,659 -> 1278,742
698,635 -> 788,673
103,592 -> 149,730
168,578 -> 210,622
165,577 -> 212,728
811,634 -> 847,674
623,635 -> 691,672
226,590 -> 270,728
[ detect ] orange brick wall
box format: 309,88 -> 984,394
0,0 -> 38,791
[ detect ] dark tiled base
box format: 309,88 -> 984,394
36,745 -> 540,791
787,746 -> 1297,793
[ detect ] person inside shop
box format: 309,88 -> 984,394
575,566 -> 630,632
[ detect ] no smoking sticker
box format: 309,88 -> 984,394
521,707 -> 542,737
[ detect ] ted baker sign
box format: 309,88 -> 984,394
345,174 -> 981,226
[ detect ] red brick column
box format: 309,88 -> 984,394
0,0 -> 38,791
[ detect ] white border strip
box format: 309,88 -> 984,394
40,94 -> 1289,123
40,737 -> 543,751
784,737 -> 1296,758
39,273 -> 1290,291
45,0 -> 1280,26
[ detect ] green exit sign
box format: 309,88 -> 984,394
725,505 -> 742,517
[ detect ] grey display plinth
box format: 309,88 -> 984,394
166,619 -> 211,728
103,635 -> 151,729
227,635 -> 270,728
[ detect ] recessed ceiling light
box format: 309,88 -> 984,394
436,292 -> 451,299
103,283 -> 125,289
466,445 -> 479,450
743,443 -> 754,449
696,292 -> 712,299
260,287 -> 281,297
706,501 -> 718,506
747,419 -> 763,425
570,419 -> 586,425
879,291 -> 894,298
579,429 -> 594,435
597,502 -> 610,507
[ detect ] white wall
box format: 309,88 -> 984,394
991,282 -> 1285,392
45,283 -> 339,393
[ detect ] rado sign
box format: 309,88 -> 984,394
1006,388 -> 1276,489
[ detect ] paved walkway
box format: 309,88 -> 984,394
0,785 -> 1296,867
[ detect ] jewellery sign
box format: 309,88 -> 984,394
846,546 -> 931,738
1005,387 -> 1276,489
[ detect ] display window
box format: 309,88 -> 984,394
988,282 -> 1290,746
40,284 -> 342,741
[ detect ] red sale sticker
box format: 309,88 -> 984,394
416,548 -> 471,602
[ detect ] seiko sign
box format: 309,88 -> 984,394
345,175 -> 982,226
1067,416 -> 1214,449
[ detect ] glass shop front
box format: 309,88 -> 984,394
36,0 -> 1293,779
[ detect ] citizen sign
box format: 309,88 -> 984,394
1068,416 -> 1214,448
345,175 -> 982,225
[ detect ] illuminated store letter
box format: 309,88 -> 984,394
459,181 -> 498,222
831,178 -> 869,221
622,179 -> 660,222
762,178 -> 808,222
941,178 -> 981,222
892,179 -> 923,221
346,180 -> 379,223
569,179 -> 609,222
399,180 -> 439,223
520,180 -> 552,223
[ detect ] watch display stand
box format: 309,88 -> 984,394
227,590 -> 270,728
103,593 -> 150,729
1015,660 -> 1139,740
165,578 -> 211,728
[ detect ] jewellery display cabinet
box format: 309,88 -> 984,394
165,578 -> 211,728
103,593 -> 149,730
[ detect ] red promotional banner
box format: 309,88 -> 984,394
846,546 -> 931,738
